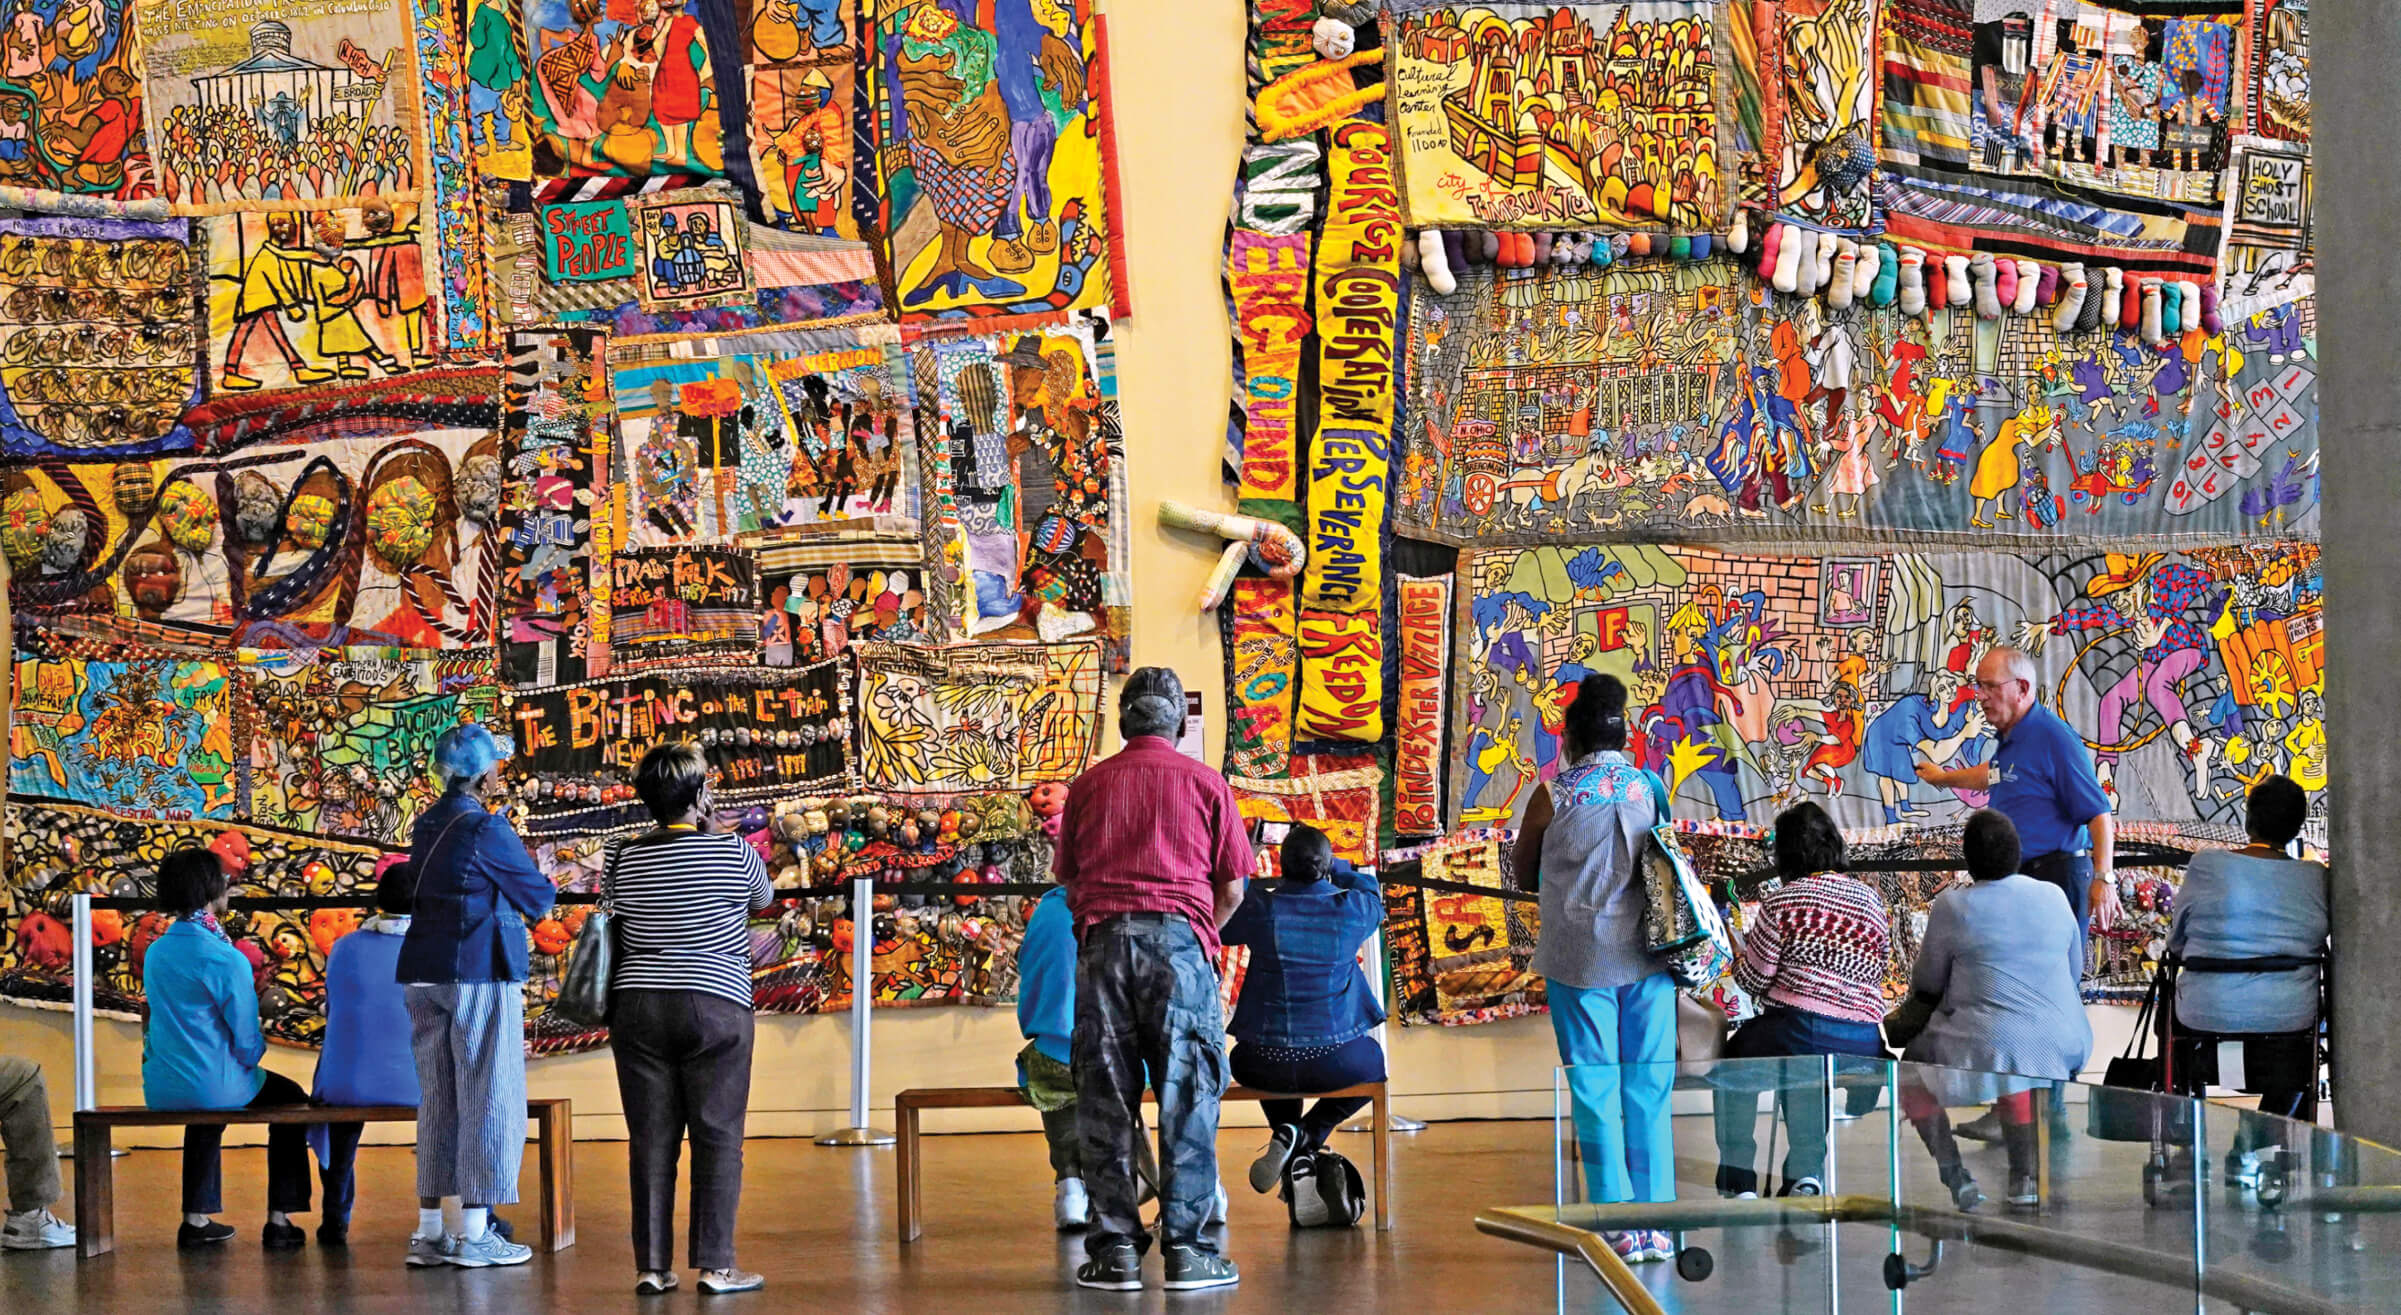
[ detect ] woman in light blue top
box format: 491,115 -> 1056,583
2166,774 -> 2327,1180
1513,675 -> 1676,1266
142,847 -> 313,1250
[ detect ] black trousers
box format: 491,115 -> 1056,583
610,989 -> 756,1271
1230,1035 -> 1386,1154
320,1121 -> 366,1228
181,1070 -> 311,1216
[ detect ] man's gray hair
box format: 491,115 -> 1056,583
1119,666 -> 1185,740
1985,644 -> 2038,687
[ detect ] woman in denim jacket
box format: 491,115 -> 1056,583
1221,824 -> 1386,1205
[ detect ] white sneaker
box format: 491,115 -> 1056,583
1285,1159 -> 1329,1228
1787,1177 -> 1824,1197
1,1208 -> 74,1250
1249,1125 -> 1301,1194
1053,1177 -> 1091,1231
444,1229 -> 532,1267
697,1268 -> 764,1294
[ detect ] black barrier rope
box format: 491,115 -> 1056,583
71,843 -> 2196,915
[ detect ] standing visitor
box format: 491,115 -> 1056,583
1710,802 -> 1890,1199
1014,880 -> 1157,1230
1513,675 -> 1677,1264
1058,667 -> 1250,1292
1915,643 -> 2111,1142
398,725 -> 548,1270
605,741 -> 775,1295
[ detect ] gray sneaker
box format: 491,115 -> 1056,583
1162,1244 -> 1238,1291
406,1235 -> 450,1268
1249,1125 -> 1300,1194
1074,1240 -> 1143,1292
445,1230 -> 533,1268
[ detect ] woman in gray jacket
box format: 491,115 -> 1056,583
1895,809 -> 2091,1213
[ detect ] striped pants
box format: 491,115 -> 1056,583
405,982 -> 527,1205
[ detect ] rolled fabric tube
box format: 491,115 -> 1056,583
1871,243 -> 1900,307
1897,246 -> 1926,316
1943,254 -> 1971,306
1688,233 -> 1713,261
1728,209 -> 1751,254
1772,225 -> 1802,293
2120,274 -> 2144,331
2035,262 -> 2059,306
2200,281 -> 2223,335
2101,266 -> 2125,326
1480,230 -> 1500,263
1443,228 -> 1468,274
2161,280 -> 2181,335
1418,229 -> 1457,295
2141,280 -> 2165,346
2052,263 -> 2087,333
1757,221 -> 1784,280
1852,242 -> 1879,301
1925,258 -> 1949,313
1159,499 -> 1307,595
1828,240 -> 1858,309
1669,234 -> 1692,260
1970,252 -> 2000,319
1994,257 -> 2018,311
2012,259 -> 2040,315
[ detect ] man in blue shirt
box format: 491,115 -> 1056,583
1916,645 -> 2118,934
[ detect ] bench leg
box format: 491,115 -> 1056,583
73,1123 -> 113,1259
896,1102 -> 921,1243
1372,1087 -> 1391,1232
535,1103 -> 574,1251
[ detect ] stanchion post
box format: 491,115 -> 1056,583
1342,921 -> 1425,1134
817,875 -> 894,1147
71,892 -> 93,1112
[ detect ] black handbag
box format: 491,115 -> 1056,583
550,844 -> 619,1028
2088,971 -> 2189,1142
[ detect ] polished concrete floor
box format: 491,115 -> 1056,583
2,1114 -> 2392,1312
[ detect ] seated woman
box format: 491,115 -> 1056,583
2166,773 -> 2327,1186
1893,809 -> 2091,1212
1711,802 -> 1890,1199
143,847 -> 313,1249
310,862 -> 514,1249
1221,823 -> 1387,1216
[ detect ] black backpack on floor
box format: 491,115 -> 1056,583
1281,1149 -> 1366,1228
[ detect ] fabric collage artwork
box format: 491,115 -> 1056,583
0,0 -> 1141,1053
1204,0 -> 2314,1030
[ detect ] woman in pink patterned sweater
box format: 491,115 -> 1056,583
1709,802 -> 1891,1197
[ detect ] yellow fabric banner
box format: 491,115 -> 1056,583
1295,607 -> 1383,742
1302,120 -> 1400,615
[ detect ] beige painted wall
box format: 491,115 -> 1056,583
0,1 -> 2140,1149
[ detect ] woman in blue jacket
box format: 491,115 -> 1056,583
395,725 -> 553,1270
142,847 -> 312,1249
1221,824 -> 1387,1210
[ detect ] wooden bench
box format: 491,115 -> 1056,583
894,1083 -> 1389,1242
71,1097 -> 575,1260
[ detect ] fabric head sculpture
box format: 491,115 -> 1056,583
456,453 -> 503,526
1311,15 -> 1355,59
38,505 -> 86,572
285,492 -> 337,550
365,475 -> 436,567
1,487 -> 49,566
124,540 -> 180,610
156,481 -> 219,552
231,471 -> 282,545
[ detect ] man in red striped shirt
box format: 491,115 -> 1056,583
1059,667 -> 1251,1293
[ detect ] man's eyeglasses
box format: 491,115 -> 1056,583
1970,679 -> 2017,694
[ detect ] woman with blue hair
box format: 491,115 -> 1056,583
396,724 -> 551,1270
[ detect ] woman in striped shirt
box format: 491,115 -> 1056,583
605,741 -> 774,1296
1710,801 -> 1891,1198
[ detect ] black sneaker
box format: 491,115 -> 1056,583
1947,1174 -> 1986,1213
262,1220 -> 307,1250
177,1220 -> 236,1248
316,1222 -> 348,1248
1161,1244 -> 1239,1291
1074,1241 -> 1143,1292
2007,1174 -> 2040,1211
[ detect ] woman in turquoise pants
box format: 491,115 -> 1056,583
1512,674 -> 1678,1264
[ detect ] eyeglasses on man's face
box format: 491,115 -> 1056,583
1970,678 -> 2018,695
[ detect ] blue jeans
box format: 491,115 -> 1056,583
1549,973 -> 1677,1204
1074,914 -> 1227,1256
1710,1007 -> 1887,1195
